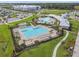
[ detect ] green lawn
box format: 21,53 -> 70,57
57,18 -> 79,57
0,15 -> 37,57
8,15 -> 37,27
0,9 -> 73,57
12,9 -> 70,57
41,9 -> 70,15
0,24 -> 14,56
18,34 -> 66,57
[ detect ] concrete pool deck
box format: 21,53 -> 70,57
37,17 -> 56,24
19,29 -> 58,46
13,25 -> 59,46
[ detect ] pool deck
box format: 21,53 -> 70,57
12,25 -> 58,46
18,25 -> 58,46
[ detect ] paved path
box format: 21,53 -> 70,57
0,15 -> 33,25
52,31 -> 69,57
73,32 -> 79,57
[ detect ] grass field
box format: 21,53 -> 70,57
0,9 -> 77,57
8,14 -> 37,27
0,15 -> 36,57
18,34 -> 65,57
17,9 -> 70,57
57,18 -> 79,57
41,9 -> 70,15
0,24 -> 14,56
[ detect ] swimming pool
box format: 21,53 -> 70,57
20,26 -> 49,40
38,17 -> 54,23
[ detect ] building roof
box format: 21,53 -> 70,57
7,18 -> 20,22
60,18 -> 70,27
47,14 -> 70,27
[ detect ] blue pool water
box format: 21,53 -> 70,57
39,17 -> 52,23
21,26 -> 49,39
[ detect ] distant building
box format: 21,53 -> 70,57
12,5 -> 41,11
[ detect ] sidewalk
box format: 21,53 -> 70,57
52,31 -> 69,57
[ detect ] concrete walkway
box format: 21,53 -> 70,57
52,31 -> 69,57
73,32 -> 79,57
